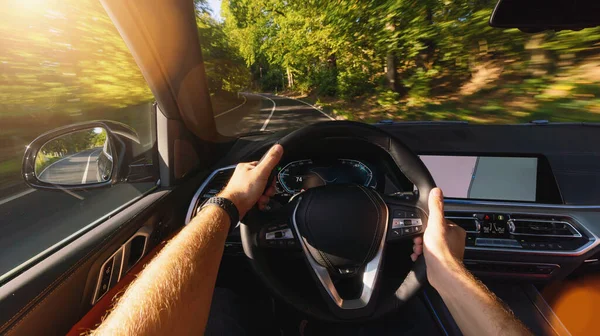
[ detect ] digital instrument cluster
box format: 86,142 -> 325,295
275,159 -> 377,196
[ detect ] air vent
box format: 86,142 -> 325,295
185,166 -> 235,224
200,169 -> 234,201
508,216 -> 581,238
446,212 -> 480,233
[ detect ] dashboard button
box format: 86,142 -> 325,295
393,210 -> 406,218
406,212 -> 418,218
392,218 -> 402,229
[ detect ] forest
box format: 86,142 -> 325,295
212,0 -> 600,123
1,0 -> 600,192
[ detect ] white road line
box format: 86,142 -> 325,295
273,94 -> 335,120
0,189 -> 36,206
215,95 -> 247,118
81,149 -> 101,184
259,94 -> 277,131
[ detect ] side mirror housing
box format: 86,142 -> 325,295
22,121 -> 147,190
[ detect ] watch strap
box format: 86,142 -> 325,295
200,197 -> 239,233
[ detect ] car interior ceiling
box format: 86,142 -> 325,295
1,0 -> 600,335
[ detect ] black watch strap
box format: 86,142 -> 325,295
200,197 -> 239,233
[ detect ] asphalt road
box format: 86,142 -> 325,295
0,93 -> 332,280
214,93 -> 334,136
38,148 -> 102,185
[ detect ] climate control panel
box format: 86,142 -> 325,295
446,212 -> 590,252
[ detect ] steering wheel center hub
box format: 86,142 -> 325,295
293,184 -> 388,274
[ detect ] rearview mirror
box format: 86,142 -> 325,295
490,0 -> 600,32
35,128 -> 114,185
22,121 -> 141,190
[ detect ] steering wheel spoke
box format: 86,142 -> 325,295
382,196 -> 426,242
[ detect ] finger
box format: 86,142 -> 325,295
258,195 -> 269,206
256,144 -> 283,176
410,253 -> 418,262
265,185 -> 277,197
427,188 -> 446,230
413,236 -> 423,245
413,244 -> 423,255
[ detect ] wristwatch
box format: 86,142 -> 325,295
200,197 -> 239,233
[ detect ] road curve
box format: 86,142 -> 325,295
215,92 -> 334,136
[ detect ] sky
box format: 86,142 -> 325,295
207,0 -> 222,21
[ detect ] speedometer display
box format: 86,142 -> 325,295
277,159 -> 376,195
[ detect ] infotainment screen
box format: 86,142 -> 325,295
419,156 -> 538,202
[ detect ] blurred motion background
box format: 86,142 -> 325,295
2,0 -> 600,195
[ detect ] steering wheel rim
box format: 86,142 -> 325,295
241,121 -> 436,321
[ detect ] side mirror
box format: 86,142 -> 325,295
22,121 -> 142,190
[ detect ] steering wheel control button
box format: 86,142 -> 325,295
265,228 -> 294,240
389,213 -> 423,240
393,210 -> 406,218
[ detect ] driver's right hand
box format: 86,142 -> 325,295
419,188 -> 466,288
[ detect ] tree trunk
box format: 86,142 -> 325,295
286,67 -> 294,88
386,52 -> 399,92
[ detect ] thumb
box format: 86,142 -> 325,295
256,144 -> 284,176
427,188 -> 446,229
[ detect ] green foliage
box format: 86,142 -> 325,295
377,90 -> 400,108
337,70 -> 373,98
312,67 -> 338,96
196,11 -> 250,93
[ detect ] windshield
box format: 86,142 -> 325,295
196,0 -> 600,136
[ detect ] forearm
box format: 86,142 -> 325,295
92,206 -> 229,336
433,260 -> 531,336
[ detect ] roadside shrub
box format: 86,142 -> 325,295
312,67 -> 338,96
377,90 -> 401,107
337,70 -> 373,98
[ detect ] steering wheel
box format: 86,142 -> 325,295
241,121 -> 436,321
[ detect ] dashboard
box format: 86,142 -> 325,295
186,122 -> 600,283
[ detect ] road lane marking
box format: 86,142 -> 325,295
215,95 -> 247,118
259,94 -> 277,131
0,189 -> 36,206
274,94 -> 335,120
81,149 -> 101,184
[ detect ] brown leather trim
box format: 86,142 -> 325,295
541,274 -> 600,336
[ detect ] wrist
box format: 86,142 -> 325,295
428,255 -> 465,293
217,190 -> 247,218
